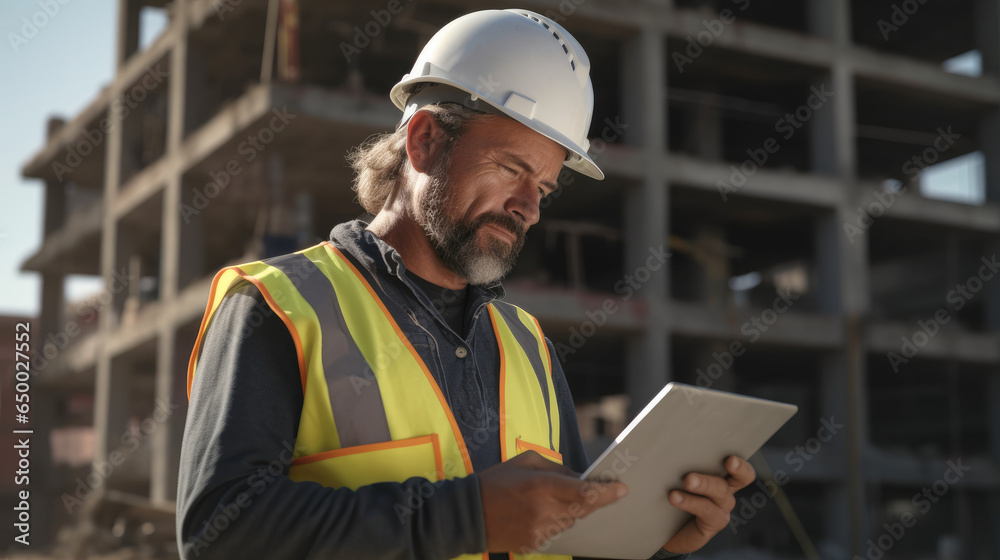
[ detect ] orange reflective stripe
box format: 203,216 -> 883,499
515,437 -> 563,464
431,433 -> 445,480
231,266 -> 310,395
187,267 -> 230,400
187,266 -> 310,400
323,242 -> 475,477
292,434 -> 437,467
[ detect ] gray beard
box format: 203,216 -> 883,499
417,170 -> 526,286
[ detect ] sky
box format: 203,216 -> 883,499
0,5 -> 983,318
0,3 -> 165,317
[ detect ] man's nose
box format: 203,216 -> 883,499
505,180 -> 540,226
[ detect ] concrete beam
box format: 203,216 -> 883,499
668,301 -> 845,348
504,284 -> 648,333
662,153 -> 846,207
864,449 -> 1000,487
111,83 -> 400,222
39,275 -> 213,389
758,446 -> 845,481
22,194 -> 103,275
667,8 -> 835,68
865,322 -> 1000,363
37,332 -> 99,391
21,93 -> 112,181
864,180 -> 1000,233
599,148 -> 847,206
851,45 -> 1000,106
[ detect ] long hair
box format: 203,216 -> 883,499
348,102 -> 485,214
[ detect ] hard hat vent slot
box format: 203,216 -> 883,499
517,11 -> 577,75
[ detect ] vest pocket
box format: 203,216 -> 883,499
515,436 -> 563,465
289,434 -> 443,490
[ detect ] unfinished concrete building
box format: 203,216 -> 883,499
20,0 -> 1000,557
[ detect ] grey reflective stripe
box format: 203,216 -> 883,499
492,303 -> 553,450
268,253 -> 392,449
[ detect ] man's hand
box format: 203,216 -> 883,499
478,450 -> 628,553
662,455 -> 756,554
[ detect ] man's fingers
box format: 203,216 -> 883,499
668,490 -> 730,533
513,450 -> 579,477
682,473 -> 731,507
542,476 -> 629,517
723,456 -> 755,489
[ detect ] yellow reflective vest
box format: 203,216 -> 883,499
188,242 -> 571,560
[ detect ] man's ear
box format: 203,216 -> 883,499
405,110 -> 449,174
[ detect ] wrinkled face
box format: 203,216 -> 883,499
416,115 -> 565,286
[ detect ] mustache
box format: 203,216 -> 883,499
472,212 -> 525,240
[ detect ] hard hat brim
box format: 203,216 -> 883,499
392,80 -> 605,181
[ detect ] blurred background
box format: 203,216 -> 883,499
2,0 -> 999,558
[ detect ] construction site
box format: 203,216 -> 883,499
13,0 -> 1000,558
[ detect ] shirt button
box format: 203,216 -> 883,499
455,347 -> 468,358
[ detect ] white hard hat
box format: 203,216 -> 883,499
390,9 -> 604,181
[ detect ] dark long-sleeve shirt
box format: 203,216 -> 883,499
176,220 -> 681,559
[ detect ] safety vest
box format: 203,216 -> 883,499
188,242 -> 571,560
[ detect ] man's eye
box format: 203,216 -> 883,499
500,164 -> 518,176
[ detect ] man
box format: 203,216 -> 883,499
177,9 -> 754,560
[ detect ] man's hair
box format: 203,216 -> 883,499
348,102 -> 486,215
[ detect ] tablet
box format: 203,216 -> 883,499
535,382 -> 798,559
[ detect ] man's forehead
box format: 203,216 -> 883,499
471,115 -> 566,169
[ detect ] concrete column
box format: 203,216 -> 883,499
93,359 -> 131,484
988,374 -> 1000,557
33,120 -> 66,543
975,0 -> 1000,351
692,92 -> 723,161
810,1 -> 867,557
975,0 -> 1000,202
94,0 -> 132,483
975,0 -> 1000,78
39,180 -> 66,338
151,0 -> 188,505
622,25 -> 671,420
820,352 -> 851,556
152,330 -> 188,503
116,0 -> 142,68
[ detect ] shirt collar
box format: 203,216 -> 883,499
328,219 -> 506,302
